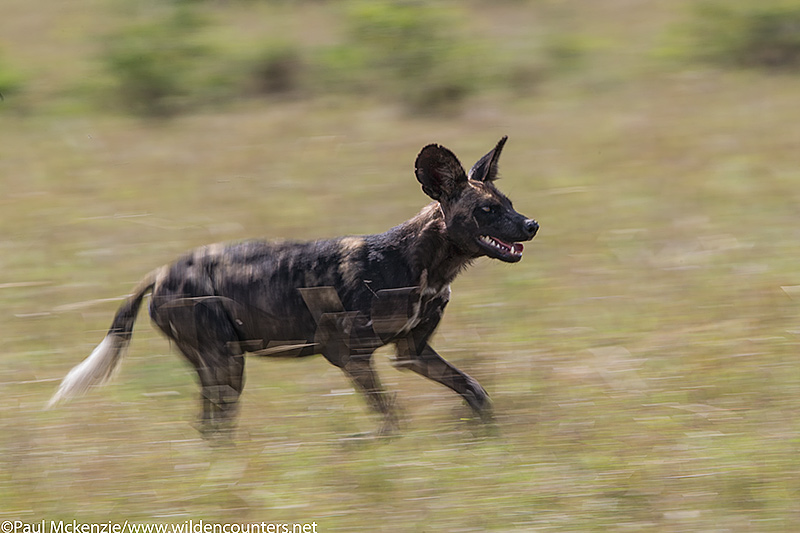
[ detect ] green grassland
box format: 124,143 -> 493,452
3,0 -> 800,530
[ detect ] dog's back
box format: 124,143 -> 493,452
147,215 -> 433,353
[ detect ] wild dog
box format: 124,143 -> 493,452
48,136 -> 538,436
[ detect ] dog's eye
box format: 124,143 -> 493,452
481,206 -> 494,214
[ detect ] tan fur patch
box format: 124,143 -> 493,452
149,264 -> 171,296
200,242 -> 227,259
339,236 -> 366,253
338,236 -> 367,288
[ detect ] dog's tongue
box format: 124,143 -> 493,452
512,242 -> 524,254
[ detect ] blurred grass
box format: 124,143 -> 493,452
3,0 -> 800,531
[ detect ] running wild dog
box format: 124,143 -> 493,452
48,136 -> 539,436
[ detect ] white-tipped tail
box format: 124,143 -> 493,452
47,334 -> 128,408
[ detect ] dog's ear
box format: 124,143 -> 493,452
415,144 -> 468,201
468,135 -> 508,183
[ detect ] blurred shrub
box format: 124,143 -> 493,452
316,0 -> 475,114
246,41 -> 306,97
682,0 -> 800,70
0,51 -> 24,106
101,6 -> 227,117
95,0 -> 582,117
543,33 -> 591,73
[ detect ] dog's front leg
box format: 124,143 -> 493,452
394,340 -> 492,420
343,354 -> 399,436
316,312 -> 399,435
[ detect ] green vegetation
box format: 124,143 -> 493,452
0,50 -> 24,104
101,5 -> 226,116
678,0 -> 800,70
3,0 -> 800,530
334,1 -> 475,112
247,41 -> 306,97
99,0 -> 484,115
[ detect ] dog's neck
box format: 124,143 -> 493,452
392,202 -> 475,290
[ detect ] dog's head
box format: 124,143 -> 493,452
415,136 -> 538,263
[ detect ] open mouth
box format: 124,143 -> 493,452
479,235 -> 524,260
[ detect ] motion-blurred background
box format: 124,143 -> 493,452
3,0 -> 800,530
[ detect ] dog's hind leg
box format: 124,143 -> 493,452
394,339 -> 492,420
192,351 -> 245,437
152,296 -> 245,438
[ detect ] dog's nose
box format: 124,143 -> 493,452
524,219 -> 539,237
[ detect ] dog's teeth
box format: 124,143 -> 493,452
482,235 -> 523,255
